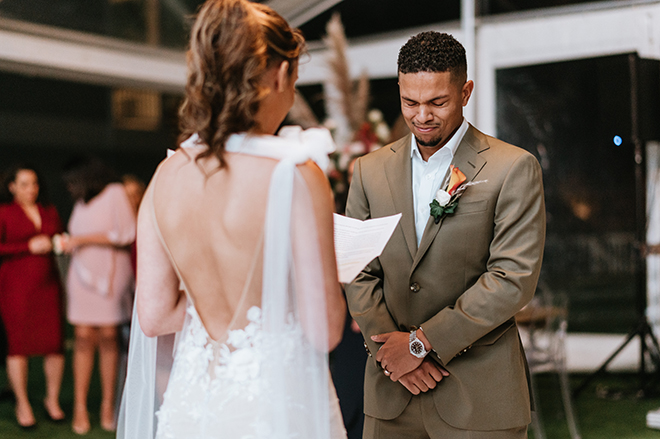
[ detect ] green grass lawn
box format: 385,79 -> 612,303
0,350 -> 116,439
2,354 -> 660,438
533,373 -> 660,439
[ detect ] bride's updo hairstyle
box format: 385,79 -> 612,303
178,0 -> 305,168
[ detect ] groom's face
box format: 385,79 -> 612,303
399,70 -> 473,153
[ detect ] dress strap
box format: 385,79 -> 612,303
148,160 -> 192,304
149,152 -> 266,343
217,230 -> 264,342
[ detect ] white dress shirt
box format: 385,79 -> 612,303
411,118 -> 469,246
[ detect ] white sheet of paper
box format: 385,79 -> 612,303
333,213 -> 402,284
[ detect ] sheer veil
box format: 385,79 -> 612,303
117,127 -> 340,439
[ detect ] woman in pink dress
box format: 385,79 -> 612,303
0,164 -> 65,428
62,157 -> 136,434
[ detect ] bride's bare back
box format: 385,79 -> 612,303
137,142 -> 345,348
150,148 -> 280,340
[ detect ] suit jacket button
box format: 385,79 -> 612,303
410,282 -> 420,293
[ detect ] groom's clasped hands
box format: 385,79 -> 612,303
371,331 -> 450,395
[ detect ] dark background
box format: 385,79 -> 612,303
497,55 -> 660,332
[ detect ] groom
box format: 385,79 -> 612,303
345,31 -> 545,438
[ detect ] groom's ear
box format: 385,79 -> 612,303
275,61 -> 290,93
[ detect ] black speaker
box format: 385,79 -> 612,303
639,58 -> 660,142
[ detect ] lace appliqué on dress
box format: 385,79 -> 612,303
155,305 -> 304,439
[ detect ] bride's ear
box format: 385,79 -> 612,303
275,61 -> 290,93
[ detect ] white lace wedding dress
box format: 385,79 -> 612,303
117,127 -> 346,439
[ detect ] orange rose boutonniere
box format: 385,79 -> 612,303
429,166 -> 486,224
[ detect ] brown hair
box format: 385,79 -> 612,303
178,0 -> 305,168
1,163 -> 49,205
62,156 -> 119,203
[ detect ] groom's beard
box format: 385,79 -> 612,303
414,134 -> 444,148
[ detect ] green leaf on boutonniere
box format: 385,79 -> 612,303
443,200 -> 458,215
430,198 -> 459,224
430,199 -> 444,219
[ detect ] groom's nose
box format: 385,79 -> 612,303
416,105 -> 435,123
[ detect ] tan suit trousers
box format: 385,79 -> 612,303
363,391 -> 528,439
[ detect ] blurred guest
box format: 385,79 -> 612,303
117,174 -> 144,412
0,318 -> 14,403
0,164 -> 66,428
62,157 -> 136,434
121,174 -> 145,274
121,174 -> 146,216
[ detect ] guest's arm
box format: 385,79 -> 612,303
0,239 -> 30,255
64,233 -> 122,250
64,185 -> 136,252
0,208 -> 50,255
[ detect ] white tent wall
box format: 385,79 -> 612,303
0,17 -> 186,93
647,141 -> 660,338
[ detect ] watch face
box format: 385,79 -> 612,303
411,340 -> 425,357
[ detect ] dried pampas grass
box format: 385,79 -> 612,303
352,72 -> 370,130
323,13 -> 368,132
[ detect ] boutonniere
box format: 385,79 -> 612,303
429,166 -> 486,224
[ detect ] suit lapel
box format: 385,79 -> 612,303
411,125 -> 488,273
385,135 -> 417,258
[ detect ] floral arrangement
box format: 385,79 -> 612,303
325,109 -> 390,205
288,13 -> 392,212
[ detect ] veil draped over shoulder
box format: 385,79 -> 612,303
117,127 -> 341,439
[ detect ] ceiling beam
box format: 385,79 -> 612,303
265,0 -> 343,27
0,17 -> 186,93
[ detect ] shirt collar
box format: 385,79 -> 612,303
410,118 -> 469,161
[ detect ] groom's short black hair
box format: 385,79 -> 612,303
397,32 -> 467,83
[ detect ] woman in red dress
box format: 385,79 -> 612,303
0,164 -> 66,428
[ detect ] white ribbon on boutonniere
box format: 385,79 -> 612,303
429,165 -> 487,224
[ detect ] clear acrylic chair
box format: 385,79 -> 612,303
516,285 -> 581,439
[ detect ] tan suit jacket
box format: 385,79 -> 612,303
345,125 -> 545,431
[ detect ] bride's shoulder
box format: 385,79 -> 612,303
158,136 -> 219,176
142,143 -> 205,204
296,159 -> 330,190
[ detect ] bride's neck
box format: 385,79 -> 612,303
248,126 -> 275,136
251,113 -> 280,136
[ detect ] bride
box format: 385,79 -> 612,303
116,1 -> 348,438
